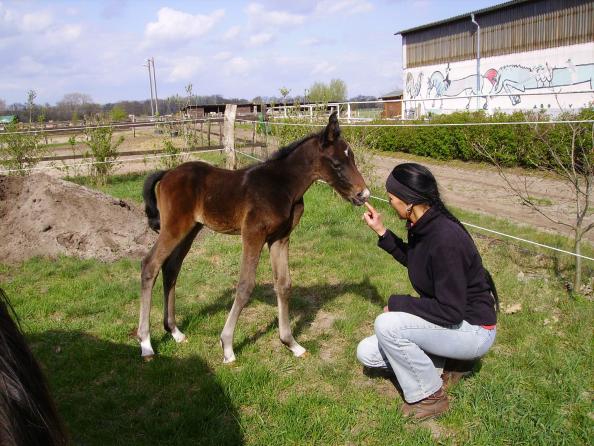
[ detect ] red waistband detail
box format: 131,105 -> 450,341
481,325 -> 496,330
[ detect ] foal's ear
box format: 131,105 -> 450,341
321,111 -> 340,147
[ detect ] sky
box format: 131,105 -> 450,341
0,0 -> 504,105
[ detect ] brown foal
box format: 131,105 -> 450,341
137,112 -> 369,362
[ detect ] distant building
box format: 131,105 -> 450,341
0,115 -> 18,131
379,90 -> 403,118
396,0 -> 594,117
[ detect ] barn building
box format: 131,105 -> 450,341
396,0 -> 594,117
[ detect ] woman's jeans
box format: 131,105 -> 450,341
357,312 -> 496,403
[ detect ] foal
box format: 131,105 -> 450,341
138,112 -> 369,362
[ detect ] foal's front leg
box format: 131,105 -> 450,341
269,238 -> 306,357
220,232 -> 265,363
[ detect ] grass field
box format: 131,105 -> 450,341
1,168 -> 592,445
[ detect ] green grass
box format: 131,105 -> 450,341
1,171 -> 592,445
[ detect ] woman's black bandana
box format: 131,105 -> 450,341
385,174 -> 427,205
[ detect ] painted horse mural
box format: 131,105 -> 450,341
426,67 -> 486,109
486,60 -> 594,106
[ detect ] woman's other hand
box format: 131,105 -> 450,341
363,202 -> 387,236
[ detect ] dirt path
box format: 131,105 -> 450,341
370,153 -> 593,243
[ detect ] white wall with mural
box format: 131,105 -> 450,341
403,42 -> 594,117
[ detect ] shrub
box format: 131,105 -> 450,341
84,126 -> 124,185
0,123 -> 48,175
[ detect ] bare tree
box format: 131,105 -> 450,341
0,98 -> 6,113
474,108 -> 593,291
27,90 -> 37,126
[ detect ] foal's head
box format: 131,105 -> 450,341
317,112 -> 369,206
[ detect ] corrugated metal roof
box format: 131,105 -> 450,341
395,0 -> 533,35
380,90 -> 403,98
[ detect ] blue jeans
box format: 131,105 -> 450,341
357,312 -> 496,403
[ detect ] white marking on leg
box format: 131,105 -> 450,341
290,343 -> 307,357
171,327 -> 187,343
140,338 -> 155,357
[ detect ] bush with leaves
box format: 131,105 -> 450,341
84,126 -> 124,185
0,123 -> 47,175
159,139 -> 183,170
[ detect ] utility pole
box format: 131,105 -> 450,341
151,57 -> 159,116
146,59 -> 155,117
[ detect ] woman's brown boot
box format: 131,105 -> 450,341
401,388 -> 449,420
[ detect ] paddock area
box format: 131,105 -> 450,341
0,160 -> 592,444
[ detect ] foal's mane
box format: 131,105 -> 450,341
266,133 -> 320,162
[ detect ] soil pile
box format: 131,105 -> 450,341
0,174 -> 156,263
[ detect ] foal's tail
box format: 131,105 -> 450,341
143,170 -> 167,233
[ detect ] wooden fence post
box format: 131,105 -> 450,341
224,104 -> 237,169
207,119 -> 211,146
252,121 -> 256,155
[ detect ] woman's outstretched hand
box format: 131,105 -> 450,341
363,202 -> 387,237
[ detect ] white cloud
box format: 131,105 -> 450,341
21,11 -> 53,32
214,51 -> 232,61
45,24 -> 82,44
299,37 -> 321,46
246,3 -> 305,28
224,57 -> 250,76
144,7 -> 225,44
248,32 -> 273,47
167,56 -> 204,82
314,0 -> 374,15
312,61 -> 336,75
14,56 -> 45,75
221,25 -> 241,41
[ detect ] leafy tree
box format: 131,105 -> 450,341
109,105 -> 128,122
329,79 -> 347,102
307,79 -> 348,103
279,87 -> 291,104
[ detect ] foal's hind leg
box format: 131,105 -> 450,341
162,223 -> 203,344
220,231 -> 266,363
269,237 -> 306,357
138,228 -> 192,359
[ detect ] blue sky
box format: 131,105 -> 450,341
0,0 -> 503,105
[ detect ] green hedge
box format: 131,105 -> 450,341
271,108 -> 594,169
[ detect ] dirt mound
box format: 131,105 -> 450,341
0,174 -> 157,264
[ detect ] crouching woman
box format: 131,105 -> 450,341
357,163 -> 498,420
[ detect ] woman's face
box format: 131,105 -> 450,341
388,192 -> 409,220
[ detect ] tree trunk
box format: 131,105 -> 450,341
573,229 -> 582,291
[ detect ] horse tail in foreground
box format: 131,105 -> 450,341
0,288 -> 68,446
143,170 -> 167,232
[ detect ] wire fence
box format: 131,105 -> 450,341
1,107 -> 592,263
234,149 -> 593,262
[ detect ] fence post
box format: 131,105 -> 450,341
207,119 -> 211,146
224,104 -> 237,169
252,120 -> 256,154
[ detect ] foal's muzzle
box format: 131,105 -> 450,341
350,188 -> 370,206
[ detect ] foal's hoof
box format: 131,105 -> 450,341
142,354 -> 154,363
290,344 -> 307,358
223,355 -> 237,365
171,328 -> 187,344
